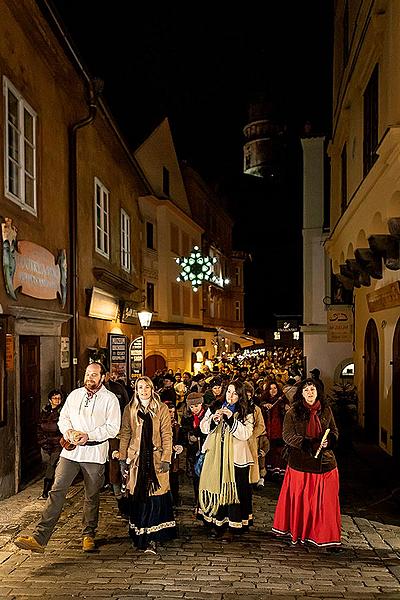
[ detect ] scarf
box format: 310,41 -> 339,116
303,399 -> 322,437
193,407 -> 205,429
199,420 -> 239,517
134,410 -> 160,501
222,400 -> 238,414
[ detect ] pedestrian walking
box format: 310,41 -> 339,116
14,362 -> 121,553
272,378 -> 342,551
260,381 -> 289,480
118,376 -> 177,555
36,389 -> 64,500
197,380 -> 254,541
180,392 -> 207,510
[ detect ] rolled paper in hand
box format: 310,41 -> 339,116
314,428 -> 330,458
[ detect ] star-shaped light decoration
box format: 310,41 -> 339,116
175,246 -> 219,292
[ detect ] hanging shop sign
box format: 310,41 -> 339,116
108,333 -> 128,382
129,336 -> 143,379
1,218 -> 67,307
327,305 -> 353,342
367,281 -> 400,312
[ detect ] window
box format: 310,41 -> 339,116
162,166 -> 170,196
341,143 -> 347,215
192,290 -> 200,318
170,223 -> 180,254
146,221 -> 154,249
235,300 -> 241,321
94,178 -> 110,258
120,209 -> 131,272
4,77 -> 37,213
235,266 -> 241,287
171,282 -> 181,315
363,65 -> 379,176
146,282 -> 155,312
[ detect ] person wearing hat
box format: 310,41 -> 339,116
203,376 -> 225,407
159,373 -> 177,407
310,368 -> 324,393
181,392 -> 206,509
190,372 -> 207,394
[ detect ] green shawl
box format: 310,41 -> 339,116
199,420 -> 239,516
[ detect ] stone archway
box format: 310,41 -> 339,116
392,317 -> 400,460
145,354 -> 166,378
364,319 -> 380,444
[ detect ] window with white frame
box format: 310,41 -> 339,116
94,178 -> 110,258
120,209 -> 131,271
4,77 -> 37,213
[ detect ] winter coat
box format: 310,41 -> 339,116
119,401 -> 172,496
37,404 -> 63,454
283,405 -> 338,474
247,405 -> 266,483
200,408 -> 254,467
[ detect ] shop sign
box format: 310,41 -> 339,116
129,336 -> 143,379
193,338 -> 206,347
327,305 -> 353,342
277,319 -> 298,332
367,281 -> 400,312
108,333 -> 128,382
1,218 -> 67,306
5,334 -> 14,371
60,337 -> 70,369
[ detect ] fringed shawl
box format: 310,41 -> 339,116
199,420 -> 239,516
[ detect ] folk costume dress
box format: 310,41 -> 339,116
197,404 -> 254,531
261,394 -> 288,478
272,401 -> 341,548
119,400 -> 177,550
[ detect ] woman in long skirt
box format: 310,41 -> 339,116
197,380 -> 254,541
118,377 -> 177,554
272,378 -> 342,551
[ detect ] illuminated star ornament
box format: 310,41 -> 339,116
175,246 -> 219,292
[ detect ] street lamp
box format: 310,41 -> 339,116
138,310 -> 153,375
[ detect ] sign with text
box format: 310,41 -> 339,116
367,281 -> 400,312
5,334 -> 14,371
60,337 -> 70,369
277,320 -> 299,332
327,305 -> 353,342
108,333 -> 128,382
129,336 -> 144,379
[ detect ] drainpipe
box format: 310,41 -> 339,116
69,78 -> 103,388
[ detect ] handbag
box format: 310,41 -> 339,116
194,450 -> 205,477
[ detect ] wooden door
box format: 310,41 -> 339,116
392,318 -> 400,459
145,354 -> 166,378
20,335 -> 41,486
364,319 -> 379,444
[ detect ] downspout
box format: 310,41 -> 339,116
69,78 -> 103,388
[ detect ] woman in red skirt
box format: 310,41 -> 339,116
272,378 -> 342,551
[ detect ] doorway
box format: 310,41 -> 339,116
20,335 -> 41,486
364,319 -> 379,444
145,354 -> 166,378
392,317 -> 400,460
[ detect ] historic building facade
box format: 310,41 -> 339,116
326,0 -> 400,457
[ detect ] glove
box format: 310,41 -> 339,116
159,461 -> 170,473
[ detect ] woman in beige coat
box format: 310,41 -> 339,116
118,376 -> 176,554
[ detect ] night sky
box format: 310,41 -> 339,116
50,1 -> 333,330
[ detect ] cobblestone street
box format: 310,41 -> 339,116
1,447 -> 400,600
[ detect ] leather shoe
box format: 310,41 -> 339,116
14,535 -> 45,553
82,536 -> 95,552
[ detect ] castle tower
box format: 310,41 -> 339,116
243,99 -> 286,179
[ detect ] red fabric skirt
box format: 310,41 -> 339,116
272,466 -> 341,547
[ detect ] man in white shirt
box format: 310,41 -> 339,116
14,362 -> 121,554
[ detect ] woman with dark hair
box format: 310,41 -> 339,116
118,376 -> 177,554
37,389 -> 64,499
272,378 -> 341,551
197,380 -> 254,541
260,381 -> 290,481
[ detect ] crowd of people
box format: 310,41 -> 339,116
15,347 -> 342,557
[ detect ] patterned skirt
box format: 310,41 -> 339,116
128,492 -> 177,549
197,465 -> 253,531
272,466 -> 341,547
